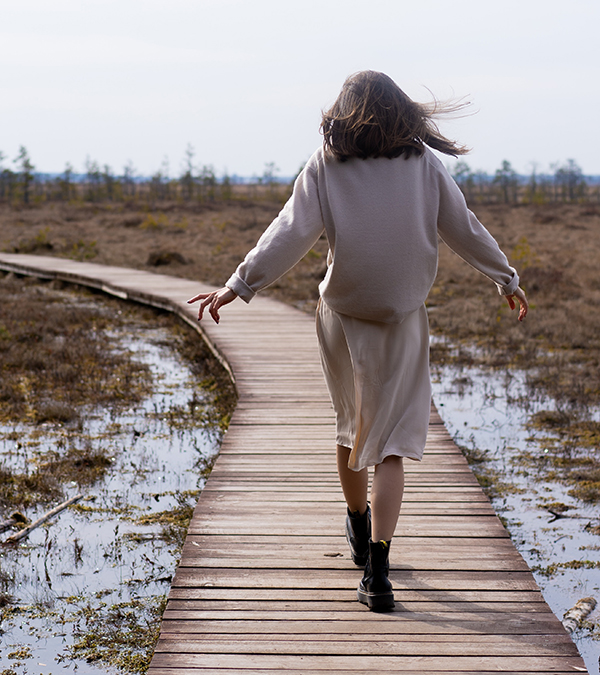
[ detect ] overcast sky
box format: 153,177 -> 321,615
2,0 -> 599,179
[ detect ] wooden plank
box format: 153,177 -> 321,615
149,671 -> 580,675
153,635 -> 579,656
199,490 -> 492,503
195,502 -> 497,516
176,557 -> 530,572
213,457 -> 473,470
166,587 -> 547,603
206,471 -> 482,486
160,609 -> 561,623
194,505 -> 496,516
186,518 -> 510,538
182,534 -> 519,548
157,620 -> 566,638
165,599 -> 551,613
148,653 -> 582,671
171,568 -> 540,591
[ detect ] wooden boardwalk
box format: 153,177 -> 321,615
0,253 -> 587,674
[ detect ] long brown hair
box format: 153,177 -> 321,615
321,71 -> 470,161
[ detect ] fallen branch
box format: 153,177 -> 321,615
546,509 -> 600,523
3,494 -> 84,544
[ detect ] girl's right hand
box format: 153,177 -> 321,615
187,286 -> 237,324
506,286 -> 528,322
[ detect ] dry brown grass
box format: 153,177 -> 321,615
0,274 -> 154,425
430,203 -> 600,408
0,197 -> 326,312
0,270 -> 237,512
3,198 -> 599,394
3,197 -> 600,490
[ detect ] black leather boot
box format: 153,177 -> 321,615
345,504 -> 371,566
357,539 -> 395,611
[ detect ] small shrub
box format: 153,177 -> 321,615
146,251 -> 187,266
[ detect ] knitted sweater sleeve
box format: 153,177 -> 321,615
435,162 -> 519,296
225,160 -> 325,303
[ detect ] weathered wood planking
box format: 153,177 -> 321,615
0,253 -> 587,674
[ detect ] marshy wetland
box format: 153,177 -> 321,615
2,195 -> 600,672
0,274 -> 235,673
431,345 -> 600,671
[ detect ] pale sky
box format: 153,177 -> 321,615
2,0 -> 599,179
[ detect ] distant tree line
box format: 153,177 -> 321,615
1,145 -> 598,207
0,144 -> 287,206
451,158 -> 599,205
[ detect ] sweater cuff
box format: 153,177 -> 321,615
225,273 -> 255,304
496,267 -> 519,296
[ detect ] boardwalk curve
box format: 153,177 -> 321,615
0,253 -> 587,674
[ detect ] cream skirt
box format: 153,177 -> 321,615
316,300 -> 431,471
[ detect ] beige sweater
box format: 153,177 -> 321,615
226,146 -> 518,323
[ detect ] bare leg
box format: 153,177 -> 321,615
336,444 -> 368,514
371,455 -> 404,541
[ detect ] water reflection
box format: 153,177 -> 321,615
431,353 -> 600,674
0,325 -> 219,672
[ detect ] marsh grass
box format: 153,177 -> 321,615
35,445 -> 113,487
533,559 -> 600,578
0,275 -> 237,674
164,328 -> 237,435
0,273 -> 152,427
457,443 -> 523,500
58,596 -> 168,674
520,409 -> 600,504
0,273 -> 156,511
0,464 -> 62,508
134,491 -> 199,548
3,199 -> 600,510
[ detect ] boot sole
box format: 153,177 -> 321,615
357,585 -> 395,612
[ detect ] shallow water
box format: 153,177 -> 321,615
0,319 -> 220,673
431,353 -> 600,674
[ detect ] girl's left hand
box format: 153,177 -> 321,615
187,287 -> 237,323
506,286 -> 528,322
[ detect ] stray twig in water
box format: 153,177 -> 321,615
3,494 -> 84,544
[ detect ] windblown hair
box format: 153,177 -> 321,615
321,71 -> 470,161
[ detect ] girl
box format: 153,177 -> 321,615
188,70 -> 528,612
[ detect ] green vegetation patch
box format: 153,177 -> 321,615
3,596 -> 168,674
159,321 -> 236,437
60,597 -> 168,673
0,435 -> 115,512
133,490 -> 200,547
0,464 -> 62,509
521,409 -> 600,503
457,444 -> 523,499
35,445 -> 113,487
530,411 -> 600,448
532,559 -> 600,577
567,467 -> 600,503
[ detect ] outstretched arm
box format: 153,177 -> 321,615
187,153 -> 324,322
434,157 -> 520,299
188,286 -> 237,324
505,285 -> 528,322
